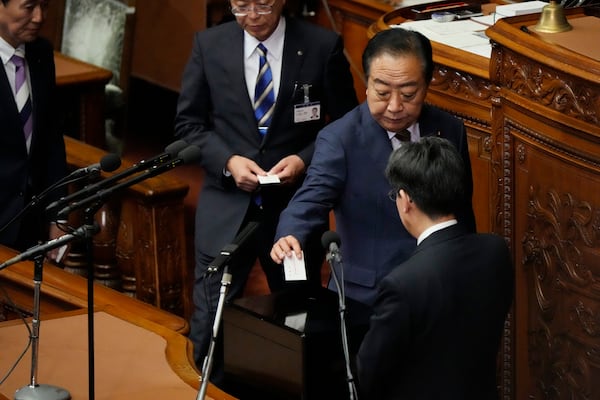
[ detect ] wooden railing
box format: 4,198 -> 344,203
62,136 -> 191,317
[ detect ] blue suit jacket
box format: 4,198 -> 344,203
0,38 -> 66,247
276,102 -> 476,305
175,18 -> 358,260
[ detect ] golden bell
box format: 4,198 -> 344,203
533,0 -> 572,33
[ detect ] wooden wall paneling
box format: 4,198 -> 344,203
315,0 -> 393,102
130,0 -> 207,92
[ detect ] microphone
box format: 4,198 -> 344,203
207,221 -> 260,273
56,144 -> 202,219
46,140 -> 189,217
0,223 -> 100,271
321,230 -> 342,263
66,153 -> 121,179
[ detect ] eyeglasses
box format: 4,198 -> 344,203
231,3 -> 274,16
388,189 -> 401,202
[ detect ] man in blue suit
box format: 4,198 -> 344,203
0,0 -> 67,253
271,28 -> 476,306
356,137 -> 513,399
174,0 -> 358,385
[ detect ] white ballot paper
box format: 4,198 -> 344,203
258,174 -> 281,185
283,251 -> 307,281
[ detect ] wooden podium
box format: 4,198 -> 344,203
486,8 -> 600,400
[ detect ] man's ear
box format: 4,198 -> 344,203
399,189 -> 412,204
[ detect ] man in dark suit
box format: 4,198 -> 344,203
174,0 -> 358,384
271,28 -> 476,306
356,136 -> 514,399
0,0 -> 67,253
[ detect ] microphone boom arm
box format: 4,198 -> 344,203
0,223 -> 100,271
57,158 -> 187,219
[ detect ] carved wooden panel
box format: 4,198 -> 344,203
510,125 -> 600,400
428,65 -> 497,233
491,47 -> 600,126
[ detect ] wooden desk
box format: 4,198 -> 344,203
486,9 -> 600,400
0,245 -> 188,333
0,307 -> 235,400
55,52 -> 112,149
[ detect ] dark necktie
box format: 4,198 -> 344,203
395,129 -> 410,142
391,129 -> 411,150
11,54 -> 33,151
254,44 -> 275,137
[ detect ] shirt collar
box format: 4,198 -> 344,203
244,16 -> 285,62
417,219 -> 457,245
0,37 -> 24,66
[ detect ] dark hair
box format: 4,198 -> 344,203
385,136 -> 466,219
362,28 -> 434,84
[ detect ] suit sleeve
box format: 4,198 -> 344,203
275,126 -> 345,246
40,40 -> 67,204
174,32 -> 234,181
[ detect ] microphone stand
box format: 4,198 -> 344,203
325,247 -> 358,400
196,221 -> 259,400
82,204 -> 102,400
197,265 -> 232,400
0,226 -> 99,400
45,146 -> 201,400
13,254 -> 70,400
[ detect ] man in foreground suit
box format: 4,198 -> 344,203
0,0 -> 67,253
271,28 -> 476,307
357,136 -> 514,399
174,0 -> 358,384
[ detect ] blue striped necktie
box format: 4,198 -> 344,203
11,54 -> 33,152
253,44 -> 275,137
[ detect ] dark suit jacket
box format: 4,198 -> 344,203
0,38 -> 66,248
276,102 -> 476,305
174,17 -> 358,259
356,224 -> 514,399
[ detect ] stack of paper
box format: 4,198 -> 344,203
495,1 -> 548,17
391,18 -> 492,58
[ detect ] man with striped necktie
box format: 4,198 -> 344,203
175,0 -> 358,388
0,0 -> 67,255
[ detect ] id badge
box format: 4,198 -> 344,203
294,102 -> 321,123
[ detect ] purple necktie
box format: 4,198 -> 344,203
11,54 -> 33,151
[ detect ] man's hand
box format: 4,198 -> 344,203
268,155 -> 305,185
226,155 -> 267,192
271,235 -> 303,264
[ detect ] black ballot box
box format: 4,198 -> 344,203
223,286 -> 372,399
